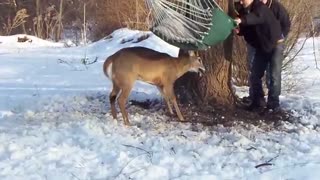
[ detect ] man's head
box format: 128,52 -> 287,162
239,0 -> 254,8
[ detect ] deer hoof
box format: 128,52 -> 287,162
124,120 -> 131,126
178,117 -> 185,122
164,111 -> 174,117
111,112 -> 117,119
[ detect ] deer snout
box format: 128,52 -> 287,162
189,64 -> 205,76
197,57 -> 205,76
198,65 -> 205,76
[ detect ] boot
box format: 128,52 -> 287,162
243,97 -> 266,112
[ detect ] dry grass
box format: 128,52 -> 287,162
90,0 -> 150,40
3,8 -> 29,35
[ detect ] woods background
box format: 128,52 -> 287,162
0,0 -> 319,41
0,0 -> 319,106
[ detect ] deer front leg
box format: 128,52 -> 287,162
109,83 -> 120,119
157,87 -> 174,115
165,86 -> 185,121
172,95 -> 184,121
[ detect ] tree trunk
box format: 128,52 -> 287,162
56,0 -> 64,42
200,45 -> 234,105
36,0 -> 42,38
175,0 -> 239,107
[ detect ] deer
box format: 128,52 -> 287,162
103,47 -> 205,126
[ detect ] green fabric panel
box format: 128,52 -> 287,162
202,8 -> 236,46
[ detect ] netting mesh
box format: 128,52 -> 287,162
146,0 -> 220,45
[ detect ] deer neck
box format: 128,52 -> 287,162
174,58 -> 191,78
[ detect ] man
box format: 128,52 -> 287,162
261,0 -> 291,38
234,0 -> 283,112
236,0 -> 291,105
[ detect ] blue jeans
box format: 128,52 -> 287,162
247,43 -> 271,98
249,43 -> 284,108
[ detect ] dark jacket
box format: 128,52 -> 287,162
237,0 -> 282,53
234,0 -> 291,38
268,0 -> 291,38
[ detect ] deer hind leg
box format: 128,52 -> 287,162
109,83 -> 120,119
157,86 -> 173,115
117,82 -> 133,126
164,86 -> 185,121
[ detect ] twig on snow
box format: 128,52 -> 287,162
255,153 -> 280,169
122,144 -> 152,155
170,147 -> 176,154
57,58 -> 85,71
246,146 -> 257,151
126,166 -> 149,177
312,30 -> 319,70
266,154 -> 280,163
58,58 -> 73,66
113,144 -> 154,179
81,56 -> 98,66
70,173 -> 81,180
113,153 -> 147,179
255,162 -> 273,168
58,56 -> 98,71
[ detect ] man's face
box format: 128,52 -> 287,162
240,0 -> 254,8
260,0 -> 268,4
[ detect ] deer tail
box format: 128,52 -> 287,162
103,58 -> 113,79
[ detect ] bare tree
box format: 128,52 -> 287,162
56,0 -> 64,41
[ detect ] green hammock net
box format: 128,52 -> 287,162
146,0 -> 236,50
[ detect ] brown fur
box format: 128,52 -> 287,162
103,57 -> 113,78
103,47 -> 204,126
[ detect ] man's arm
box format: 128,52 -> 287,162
241,11 -> 265,25
276,2 -> 291,37
234,12 -> 265,26
237,5 -> 272,26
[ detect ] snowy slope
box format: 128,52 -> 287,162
0,28 -> 320,180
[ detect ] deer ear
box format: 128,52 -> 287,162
188,50 -> 195,56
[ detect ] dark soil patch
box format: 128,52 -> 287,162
129,99 -> 297,130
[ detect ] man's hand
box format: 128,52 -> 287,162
234,18 -> 242,25
233,27 -> 240,34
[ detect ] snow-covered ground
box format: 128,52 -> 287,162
0,28 -> 320,180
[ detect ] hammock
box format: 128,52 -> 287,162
146,0 -> 236,50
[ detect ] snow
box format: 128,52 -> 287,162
0,28 -> 320,179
